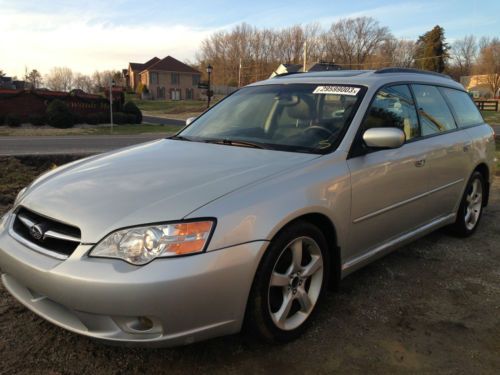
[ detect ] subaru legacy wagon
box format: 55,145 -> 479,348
0,68 -> 496,346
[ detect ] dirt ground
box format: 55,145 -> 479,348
0,159 -> 498,374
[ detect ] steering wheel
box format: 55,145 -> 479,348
303,125 -> 334,137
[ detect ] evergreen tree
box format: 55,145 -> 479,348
414,25 -> 449,72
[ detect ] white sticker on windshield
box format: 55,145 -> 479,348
313,86 -> 360,96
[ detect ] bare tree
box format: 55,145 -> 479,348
476,38 -> 500,97
451,35 -> 477,77
45,67 -> 74,92
73,73 -> 94,93
326,17 -> 392,68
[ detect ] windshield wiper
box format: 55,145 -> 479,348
202,138 -> 270,149
168,135 -> 193,141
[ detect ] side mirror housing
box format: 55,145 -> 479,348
362,127 -> 405,149
186,117 -> 197,126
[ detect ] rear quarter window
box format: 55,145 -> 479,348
441,88 -> 484,128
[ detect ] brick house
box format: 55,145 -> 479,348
126,57 -> 161,91
136,56 -> 202,100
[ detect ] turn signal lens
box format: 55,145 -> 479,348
90,220 -> 214,265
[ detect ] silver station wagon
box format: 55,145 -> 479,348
0,68 -> 496,346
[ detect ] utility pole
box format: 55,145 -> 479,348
238,58 -> 242,88
206,64 -> 213,109
110,78 -> 115,132
303,41 -> 307,72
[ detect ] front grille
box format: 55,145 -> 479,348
11,207 -> 81,258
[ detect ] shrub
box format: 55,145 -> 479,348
85,113 -> 101,125
72,113 -> 85,125
123,101 -> 142,124
0,114 -> 5,126
113,112 -> 128,125
46,100 -> 74,128
126,113 -> 137,124
28,114 -> 46,126
6,114 -> 21,127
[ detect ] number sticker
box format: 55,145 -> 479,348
313,86 -> 360,96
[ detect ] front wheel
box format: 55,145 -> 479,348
245,221 -> 330,342
448,171 -> 485,237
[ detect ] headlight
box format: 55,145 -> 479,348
14,187 -> 27,206
90,220 -> 215,265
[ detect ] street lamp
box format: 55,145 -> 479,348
110,78 -> 115,132
206,64 -> 213,108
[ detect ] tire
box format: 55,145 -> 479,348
448,171 -> 485,237
245,221 -> 330,342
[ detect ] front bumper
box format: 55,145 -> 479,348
0,215 -> 267,346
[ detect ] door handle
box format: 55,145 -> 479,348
463,141 -> 472,152
414,159 -> 426,167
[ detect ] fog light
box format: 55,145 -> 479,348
128,316 -> 154,332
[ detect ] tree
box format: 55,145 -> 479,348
476,38 -> 500,97
414,25 -> 449,72
73,73 -> 93,93
0,70 -> 5,78
45,67 -> 74,92
325,17 -> 392,68
25,69 -> 43,89
451,35 -> 477,77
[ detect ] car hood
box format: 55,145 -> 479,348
20,139 -> 318,243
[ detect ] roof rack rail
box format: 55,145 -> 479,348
272,71 -> 303,78
374,67 -> 451,79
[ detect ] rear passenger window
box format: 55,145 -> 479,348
440,88 -> 484,127
362,85 -> 420,141
412,85 -> 457,136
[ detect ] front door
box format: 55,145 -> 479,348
346,84 -> 433,261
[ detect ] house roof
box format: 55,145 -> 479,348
141,56 -> 200,74
129,57 -> 161,72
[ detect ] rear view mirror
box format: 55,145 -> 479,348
363,128 -> 405,149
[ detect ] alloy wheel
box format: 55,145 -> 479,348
268,236 -> 324,331
465,178 -> 483,231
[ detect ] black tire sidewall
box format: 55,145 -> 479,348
246,221 -> 331,342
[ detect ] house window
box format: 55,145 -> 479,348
192,75 -> 200,86
150,72 -> 159,85
186,88 -> 193,100
171,73 -> 180,85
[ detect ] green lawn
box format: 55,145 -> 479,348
481,111 -> 500,125
0,124 -> 182,137
128,96 -> 206,114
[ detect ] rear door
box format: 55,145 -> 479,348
347,85 -> 433,258
411,84 -> 472,219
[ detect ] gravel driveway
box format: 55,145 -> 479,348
0,178 -> 498,375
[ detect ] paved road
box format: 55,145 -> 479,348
143,115 -> 184,126
0,134 -> 170,156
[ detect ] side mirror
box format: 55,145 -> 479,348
186,117 -> 197,126
362,127 -> 405,149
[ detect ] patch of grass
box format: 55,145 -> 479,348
0,156 -> 84,210
129,98 -> 206,114
481,111 -> 500,125
0,158 -> 42,207
0,124 -> 182,137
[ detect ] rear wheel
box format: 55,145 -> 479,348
245,221 -> 330,342
448,171 -> 485,237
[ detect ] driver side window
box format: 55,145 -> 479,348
362,85 -> 420,141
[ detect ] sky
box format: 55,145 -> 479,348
1,0 -> 499,78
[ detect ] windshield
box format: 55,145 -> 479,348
179,83 -> 365,153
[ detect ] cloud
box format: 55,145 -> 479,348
0,7 -> 216,77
